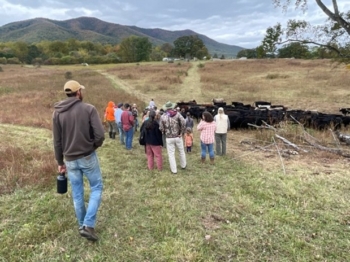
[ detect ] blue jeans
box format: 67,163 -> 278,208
133,118 -> 139,133
200,141 -> 214,159
125,129 -> 134,150
65,151 -> 103,228
117,122 -> 125,145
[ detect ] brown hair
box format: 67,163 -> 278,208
202,111 -> 214,122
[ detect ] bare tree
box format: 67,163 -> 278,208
270,0 -> 350,60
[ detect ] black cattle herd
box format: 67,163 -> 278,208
175,99 -> 350,130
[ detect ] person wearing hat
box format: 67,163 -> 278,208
159,101 -> 187,174
214,107 -> 230,156
52,80 -> 105,242
114,102 -> 125,145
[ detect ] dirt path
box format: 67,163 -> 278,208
177,63 -> 205,102
98,63 -> 205,105
99,71 -> 149,102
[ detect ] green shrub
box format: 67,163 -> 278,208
65,71 -> 73,79
7,57 -> 20,64
0,57 -> 7,65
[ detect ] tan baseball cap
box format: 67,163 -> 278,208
64,80 -> 85,94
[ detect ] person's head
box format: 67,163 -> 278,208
107,101 -> 115,107
218,107 -> 224,114
186,112 -> 191,117
202,111 -> 214,122
124,103 -> 130,110
117,103 -> 123,108
64,80 -> 85,101
149,110 -> 156,120
176,107 -> 180,111
132,103 -> 137,109
186,127 -> 192,133
162,101 -> 176,111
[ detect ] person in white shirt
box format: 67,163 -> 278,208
214,107 -> 230,156
149,99 -> 156,109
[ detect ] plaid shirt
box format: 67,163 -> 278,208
197,120 -> 216,144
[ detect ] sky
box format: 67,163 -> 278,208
0,0 -> 348,48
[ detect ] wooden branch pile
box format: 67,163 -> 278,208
247,118 -> 350,159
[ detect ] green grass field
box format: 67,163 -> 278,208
1,61 -> 350,261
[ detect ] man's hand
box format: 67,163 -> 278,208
58,165 -> 66,174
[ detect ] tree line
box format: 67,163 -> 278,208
0,35 -> 210,65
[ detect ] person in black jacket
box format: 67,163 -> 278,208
140,110 -> 163,171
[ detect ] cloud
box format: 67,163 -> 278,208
0,0 -> 347,48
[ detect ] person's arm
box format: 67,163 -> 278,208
197,120 -> 204,131
227,116 -> 231,131
129,112 -> 135,126
178,114 -> 186,135
52,112 -> 64,165
159,116 -> 164,133
90,107 -> 105,148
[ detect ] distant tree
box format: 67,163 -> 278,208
277,42 -> 310,58
150,46 -> 166,61
26,45 -> 42,64
160,43 -> 174,57
119,36 -> 152,62
236,49 -> 257,59
67,38 -> 80,52
48,41 -> 68,58
271,0 -> 350,61
134,37 -> 152,61
256,45 -> 267,58
10,42 -> 28,63
173,35 -> 209,59
236,49 -> 247,58
220,54 -> 225,59
261,23 -> 282,57
213,53 -> 218,58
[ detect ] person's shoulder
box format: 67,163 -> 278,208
81,102 -> 96,111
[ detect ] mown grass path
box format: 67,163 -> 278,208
98,62 -> 206,105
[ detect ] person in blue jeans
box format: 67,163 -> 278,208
52,80 -> 105,242
114,103 -> 125,145
121,103 -> 135,150
197,111 -> 216,164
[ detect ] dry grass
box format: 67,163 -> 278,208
198,59 -> 350,111
2,60 -> 350,261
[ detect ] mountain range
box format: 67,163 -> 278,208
0,17 -> 244,58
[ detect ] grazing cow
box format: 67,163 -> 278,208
176,100 -> 197,114
255,101 -> 271,107
339,108 -> 350,115
232,102 -> 254,110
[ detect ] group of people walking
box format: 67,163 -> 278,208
140,101 -> 231,174
52,80 -> 231,242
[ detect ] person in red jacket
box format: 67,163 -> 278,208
121,103 -> 135,150
104,101 -> 117,139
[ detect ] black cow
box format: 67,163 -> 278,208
339,108 -> 350,115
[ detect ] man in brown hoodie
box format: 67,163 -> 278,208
52,80 -> 105,242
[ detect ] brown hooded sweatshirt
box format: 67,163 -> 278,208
52,97 -> 105,165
